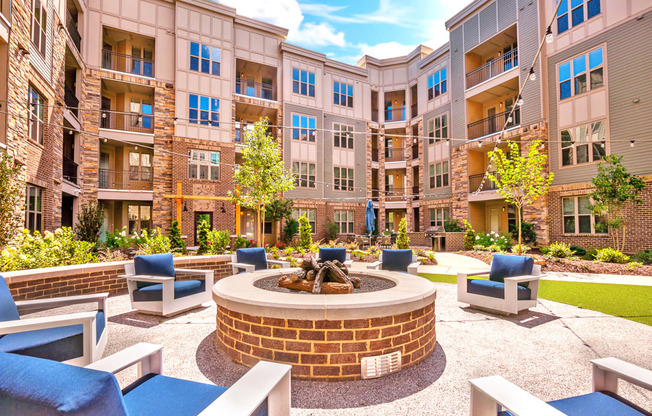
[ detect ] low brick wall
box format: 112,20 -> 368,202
2,255 -> 233,301
407,232 -> 429,247
216,302 -> 436,381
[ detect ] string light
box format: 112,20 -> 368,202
631,140 -> 635,148
529,68 -> 536,81
517,95 -> 524,106
545,26 -> 553,43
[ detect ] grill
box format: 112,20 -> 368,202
425,226 -> 446,251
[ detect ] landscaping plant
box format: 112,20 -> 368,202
462,220 -> 475,250
136,228 -> 171,255
541,241 -> 575,259
443,219 -> 463,232
196,220 -> 211,254
633,250 -> 652,265
283,218 -> 299,243
298,215 -> 312,249
168,220 -> 186,253
325,218 -> 339,241
105,227 -> 132,251
594,247 -> 630,264
395,218 -> 410,249
206,229 -> 230,255
473,231 -> 511,252
511,244 -> 530,254
76,201 -> 105,247
0,151 -> 23,249
509,220 -> 537,246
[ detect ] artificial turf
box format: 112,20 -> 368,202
420,273 -> 652,326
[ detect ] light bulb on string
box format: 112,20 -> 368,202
545,26 -> 553,43
517,95 -> 524,106
529,68 -> 536,81
630,140 -> 635,148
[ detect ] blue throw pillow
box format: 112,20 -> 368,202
134,254 -> 175,289
490,254 -> 534,287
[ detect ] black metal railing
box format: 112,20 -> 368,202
384,147 -> 405,162
468,172 -> 499,192
63,157 -> 78,184
466,48 -> 518,89
411,103 -> 418,118
66,9 -> 81,52
64,84 -> 79,117
384,106 -> 406,122
411,144 -> 419,159
467,108 -> 520,140
371,109 -> 379,122
98,168 -> 153,190
371,148 -> 379,162
412,185 -> 419,200
372,189 -> 379,199
100,110 -> 154,133
385,187 -> 406,198
102,49 -> 154,78
235,78 -> 276,101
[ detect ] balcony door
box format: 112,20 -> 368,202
487,107 -> 497,135
99,152 -> 110,188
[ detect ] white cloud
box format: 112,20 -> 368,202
301,0 -> 414,27
358,41 -> 417,59
421,19 -> 450,50
214,0 -> 303,32
288,22 -> 347,47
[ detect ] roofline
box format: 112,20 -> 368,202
234,15 -> 289,38
177,0 -> 237,19
281,42 -> 327,63
324,58 -> 368,77
357,44 -> 434,68
418,43 -> 450,69
445,0 -> 491,30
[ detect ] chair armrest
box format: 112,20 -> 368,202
267,259 -> 291,268
367,261 -> 382,270
592,357 -> 652,393
86,342 -> 163,378
174,268 -> 214,276
200,361 -> 291,416
343,260 -> 353,268
503,275 -> 541,284
458,270 -> 491,278
470,376 -> 566,416
119,274 -> 175,283
408,262 -> 420,275
0,311 -> 98,335
228,262 -> 256,273
15,293 -> 108,312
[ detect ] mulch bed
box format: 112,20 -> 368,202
459,251 -> 652,276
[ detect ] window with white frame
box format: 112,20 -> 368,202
334,123 -> 354,149
561,120 -> 606,166
429,208 -> 449,227
188,149 -> 220,180
558,47 -> 604,100
334,210 -> 354,234
334,167 -> 354,191
292,114 -> 315,142
189,95 -> 219,126
427,68 -> 447,100
25,185 -> 43,233
292,161 -> 316,188
190,42 -> 220,76
292,208 -> 316,231
562,196 -> 607,234
28,85 -> 45,144
427,114 -> 448,144
429,161 -> 449,188
31,0 -> 46,56
292,68 -> 315,97
333,81 -> 353,108
129,152 -> 152,181
557,0 -> 601,35
128,204 -> 152,234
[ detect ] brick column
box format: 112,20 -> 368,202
451,144 -> 469,220
152,82 -> 175,230
521,123 -> 550,245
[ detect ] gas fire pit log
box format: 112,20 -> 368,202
278,257 -> 357,294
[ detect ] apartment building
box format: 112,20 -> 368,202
1,0 -> 651,251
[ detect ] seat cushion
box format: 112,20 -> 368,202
467,279 -> 532,301
134,254 -> 176,289
548,392 -> 649,416
236,248 -> 268,271
381,249 -> 413,272
0,311 -> 105,362
132,280 -> 206,302
123,374 -> 227,416
0,276 -> 20,322
0,351 -> 127,416
319,248 -> 347,263
490,254 -> 534,288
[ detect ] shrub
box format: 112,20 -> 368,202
206,230 -> 230,255
542,241 -> 575,259
136,229 -> 171,255
570,246 -> 586,256
284,247 -> 295,257
351,249 -> 366,261
395,218 -> 410,249
473,244 -> 504,253
509,221 -> 537,246
234,236 -> 253,249
627,261 -> 643,271
473,231 -> 511,251
633,249 -> 652,265
168,220 -> 185,253
298,215 -> 312,249
196,220 -> 211,254
283,219 -> 299,243
105,227 -> 132,251
443,220 -> 463,232
511,244 -> 530,254
462,220 -> 475,250
0,151 -> 24,249
594,247 -> 630,264
582,248 -> 598,261
76,202 -> 105,247
325,219 -> 339,241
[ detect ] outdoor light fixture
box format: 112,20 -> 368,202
103,138 -> 107,143
517,95 -> 524,106
183,202 -> 189,212
529,68 -> 536,81
220,203 -> 226,214
173,117 -> 178,125
545,26 -> 553,43
631,140 -> 635,148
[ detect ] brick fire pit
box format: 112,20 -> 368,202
213,269 -> 437,381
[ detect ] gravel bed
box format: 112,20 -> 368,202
253,274 -> 396,294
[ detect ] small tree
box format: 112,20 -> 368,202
76,201 -> 105,246
298,215 -> 312,249
0,151 -> 23,248
230,119 -> 295,247
283,218 -> 299,243
196,220 -> 211,254
168,220 -> 185,253
265,199 -> 293,242
325,218 -> 339,241
487,139 -> 554,254
395,218 -> 410,249
588,154 -> 644,252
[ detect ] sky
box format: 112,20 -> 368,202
214,0 -> 473,65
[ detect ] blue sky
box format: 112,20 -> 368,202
215,0 -> 473,64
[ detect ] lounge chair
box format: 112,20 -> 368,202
317,248 -> 353,268
367,249 -> 419,275
228,248 -> 290,274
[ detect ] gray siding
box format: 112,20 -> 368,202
548,16 -> 652,185
30,0 -> 55,83
423,103 -> 453,201
518,0 -> 543,126
323,114 -> 367,201
479,2 -> 498,43
450,26 -> 465,148
497,0 -> 517,31
463,15 -> 479,52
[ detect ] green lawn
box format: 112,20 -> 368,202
420,273 -> 652,326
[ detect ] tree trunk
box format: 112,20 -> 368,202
255,207 -> 261,248
517,203 -> 522,255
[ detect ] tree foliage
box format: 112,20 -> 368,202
76,201 -> 105,246
298,215 -> 312,249
196,220 -> 211,254
588,154 -> 644,252
0,151 -> 23,249
168,220 -> 185,253
395,218 -> 410,249
264,199 -> 293,221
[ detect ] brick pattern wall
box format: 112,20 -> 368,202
521,124 -> 550,245
216,302 -> 436,381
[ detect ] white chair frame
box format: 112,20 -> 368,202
457,264 -> 541,315
367,253 -> 420,275
0,293 -> 108,366
228,253 -> 290,275
121,264 -> 214,317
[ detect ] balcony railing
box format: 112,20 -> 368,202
372,189 -> 379,199
100,110 -> 154,134
467,108 -> 520,140
384,147 -> 405,162
411,144 -> 418,160
235,78 -> 276,101
102,49 -> 154,78
384,106 -> 406,122
385,187 -> 406,198
411,103 -> 418,119
66,9 -> 81,52
466,48 -> 518,89
371,148 -> 379,162
64,84 -> 79,118
468,172 -> 500,193
99,168 -> 153,191
372,109 -> 379,122
63,157 -> 78,184
412,185 -> 419,200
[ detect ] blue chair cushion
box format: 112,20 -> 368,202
0,276 -> 20,322
0,311 -> 105,362
490,254 -> 534,288
467,279 -> 532,301
132,280 -> 205,302
0,351 -> 127,416
381,249 -> 413,272
236,248 -> 268,271
134,254 -> 176,289
319,248 -> 347,263
498,392 -> 649,416
122,374 -> 227,416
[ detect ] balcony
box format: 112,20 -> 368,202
466,49 -> 518,89
99,168 -> 153,191
100,110 -> 154,134
235,78 -> 276,101
63,157 -> 78,184
385,187 -> 406,200
411,144 -> 418,160
469,172 -> 499,193
384,106 -> 406,123
102,49 -> 154,78
411,103 -> 418,119
467,108 -> 520,141
372,109 -> 379,122
385,148 -> 406,162
65,9 -> 81,53
372,148 -> 379,162
65,84 -> 79,118
412,185 -> 419,201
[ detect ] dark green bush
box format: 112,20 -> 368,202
444,219 -> 463,232
582,248 -> 598,261
509,221 -> 537,245
633,249 -> 652,265
570,246 -> 586,256
283,219 -> 299,243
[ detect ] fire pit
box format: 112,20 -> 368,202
279,258 -> 359,294
213,268 -> 437,381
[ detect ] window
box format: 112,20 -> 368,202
429,161 -> 449,188
131,46 -> 154,77
333,81 -> 353,108
188,149 -> 220,180
28,86 -> 45,144
334,210 -> 354,234
292,161 -> 316,188
562,196 -> 607,234
25,185 -> 43,233
557,0 -> 601,34
128,205 -> 152,234
190,42 -> 220,76
292,68 -> 315,97
334,123 -> 353,149
292,114 -> 315,142
561,120 -> 606,166
292,208 -> 316,231
31,0 -> 46,56
427,68 -> 447,100
427,114 -> 448,144
334,167 -> 354,191
429,208 -> 449,227
189,94 -> 219,126
130,99 -> 153,130
558,47 -> 603,100
129,152 -> 152,181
